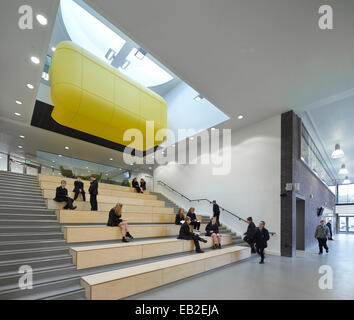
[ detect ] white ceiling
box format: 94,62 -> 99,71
0,0 -> 354,177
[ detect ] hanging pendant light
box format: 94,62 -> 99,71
331,144 -> 344,159
339,164 -> 348,175
343,176 -> 351,184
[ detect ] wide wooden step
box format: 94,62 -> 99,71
40,184 -> 154,200
70,235 -> 232,269
58,210 -> 199,224
81,246 -> 250,300
38,174 -> 150,194
62,224 -> 207,243
47,199 -> 164,211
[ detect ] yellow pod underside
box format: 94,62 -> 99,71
49,41 -> 167,151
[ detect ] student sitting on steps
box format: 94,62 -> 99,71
107,203 -> 133,242
187,207 -> 201,233
178,216 -> 207,253
53,180 -> 77,210
205,217 -> 222,249
175,208 -> 186,225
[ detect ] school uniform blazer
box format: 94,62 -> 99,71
140,181 -> 146,190
89,180 -> 98,195
187,211 -> 197,221
254,227 -> 270,248
175,214 -> 185,225
205,222 -> 219,236
178,222 -> 194,240
132,180 -> 140,188
107,208 -> 123,226
73,181 -> 85,192
54,186 -> 68,202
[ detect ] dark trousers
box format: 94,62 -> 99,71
74,190 -> 86,201
63,197 -> 74,210
317,238 -> 329,253
191,234 -> 203,251
90,194 -> 98,211
190,221 -> 200,230
134,186 -> 143,193
256,245 -> 265,262
245,237 -> 256,253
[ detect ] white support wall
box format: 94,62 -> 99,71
153,115 -> 281,254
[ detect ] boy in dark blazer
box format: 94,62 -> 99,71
73,176 -> 86,201
53,180 -> 76,210
89,175 -> 98,211
178,217 -> 207,253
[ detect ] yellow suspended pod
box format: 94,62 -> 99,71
49,41 -> 167,151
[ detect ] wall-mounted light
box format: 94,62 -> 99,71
194,94 -> 203,102
134,48 -> 146,60
331,144 -> 344,159
339,164 -> 348,175
121,60 -> 130,70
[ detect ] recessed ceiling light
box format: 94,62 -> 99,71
31,56 -> 40,64
52,160 -> 55,163
18,146 -> 23,149
194,94 -> 203,102
58,154 -> 62,157
14,112 -> 21,116
149,167 -> 152,170
51,166 -> 54,168
51,47 -> 56,52
15,100 -> 22,105
105,174 -> 108,176
26,84 -> 34,90
19,135 -> 25,139
109,158 -> 113,161
119,168 -> 122,170
237,115 -> 244,120
64,146 -> 69,150
36,14 -> 48,26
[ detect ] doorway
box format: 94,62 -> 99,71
296,198 -> 305,250
339,216 -> 354,233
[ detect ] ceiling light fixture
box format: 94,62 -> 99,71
36,14 -> 48,26
64,146 -> 69,150
134,48 -> 146,60
109,158 -> 113,161
31,56 -> 40,64
18,146 -> 23,149
14,112 -> 21,116
51,47 -> 56,52
58,155 -> 62,157
343,176 -> 351,184
19,135 -> 25,139
211,127 -> 216,131
339,164 -> 348,175
190,137 -> 194,141
331,144 -> 344,159
194,94 -> 203,102
26,84 -> 34,90
237,115 -> 244,120
15,100 -> 22,105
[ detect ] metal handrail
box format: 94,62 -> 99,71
157,180 -> 276,236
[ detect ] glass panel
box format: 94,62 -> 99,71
10,161 -> 24,174
348,217 -> 354,232
338,184 -> 354,204
26,166 -> 38,176
0,153 -> 8,171
339,217 -> 347,232
301,124 -> 335,186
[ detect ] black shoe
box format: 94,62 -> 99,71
126,232 -> 134,239
213,244 -> 217,249
201,238 -> 208,243
259,261 -> 264,264
122,237 -> 129,243
326,249 -> 329,253
72,206 -> 77,210
218,244 -> 221,249
196,250 -> 204,253
319,252 -> 323,255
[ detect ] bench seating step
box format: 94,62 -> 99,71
58,210 -> 199,224
38,174 -> 149,194
62,224 -> 207,243
47,200 -> 165,211
81,246 -> 250,300
70,235 -> 232,269
40,185 -> 154,200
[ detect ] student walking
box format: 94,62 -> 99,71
243,217 -> 256,253
315,220 -> 330,254
254,221 -> 270,264
326,220 -> 334,240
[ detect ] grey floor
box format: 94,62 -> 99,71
126,233 -> 354,300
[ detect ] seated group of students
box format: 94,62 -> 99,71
105,203 -> 220,253
53,176 -> 146,210
53,176 -> 98,211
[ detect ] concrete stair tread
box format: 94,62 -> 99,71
41,288 -> 86,300
0,246 -> 70,259
0,253 -> 72,267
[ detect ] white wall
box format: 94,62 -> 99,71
154,115 -> 281,254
